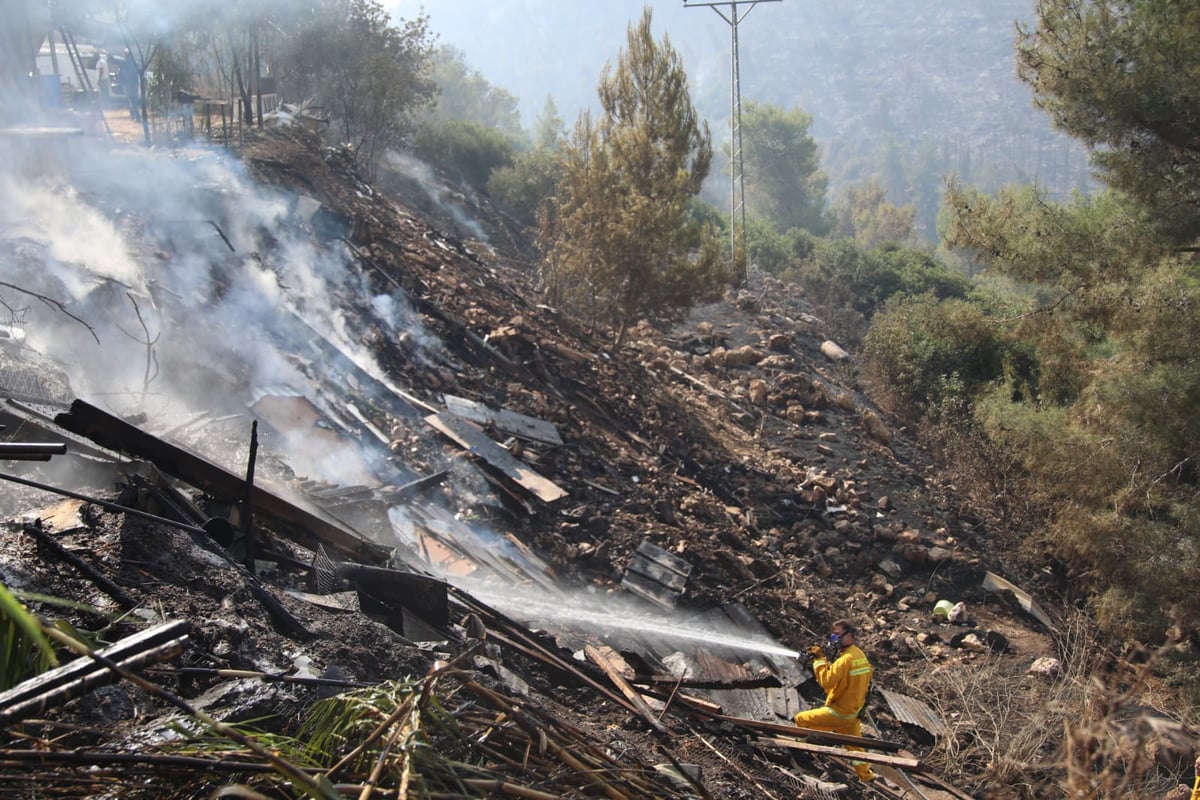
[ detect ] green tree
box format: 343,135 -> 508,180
421,45 -> 526,144
412,120 -> 515,188
532,96 -> 565,150
539,9 -> 727,344
280,0 -> 436,179
832,177 -> 917,248
486,98 -> 566,227
740,101 -> 832,235
1017,0 -> 1200,243
487,146 -> 561,228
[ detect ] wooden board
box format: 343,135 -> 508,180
425,411 -> 566,502
443,394 -> 563,446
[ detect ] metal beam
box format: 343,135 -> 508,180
685,0 -> 782,285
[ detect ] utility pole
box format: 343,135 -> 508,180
684,0 -> 781,286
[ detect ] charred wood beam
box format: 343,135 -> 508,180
54,399 -> 390,565
585,645 -> 668,734
0,621 -> 190,726
380,470 -> 449,503
0,470 -> 311,641
0,749 -> 285,776
20,521 -> 139,610
0,442 -> 67,459
715,715 -> 905,753
633,673 -> 782,690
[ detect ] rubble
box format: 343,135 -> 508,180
0,126 -> 1071,799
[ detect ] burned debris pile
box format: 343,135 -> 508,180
0,126 -> 1071,799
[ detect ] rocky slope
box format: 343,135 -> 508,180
1,125 -> 1190,799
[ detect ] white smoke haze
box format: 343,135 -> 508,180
0,135 -> 443,486
4,181 -> 142,292
382,150 -> 490,245
2,133 -> 786,663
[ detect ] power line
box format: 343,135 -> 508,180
684,0 -> 782,286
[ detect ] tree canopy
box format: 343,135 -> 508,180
539,9 -> 727,343
1018,0 -> 1200,243
740,101 -> 831,236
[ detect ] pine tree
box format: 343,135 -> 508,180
539,9 -> 727,344
1017,0 -> 1200,243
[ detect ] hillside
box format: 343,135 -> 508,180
412,0 -> 1094,232
0,125 -> 1193,799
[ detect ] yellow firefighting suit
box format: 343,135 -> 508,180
793,643 -> 876,783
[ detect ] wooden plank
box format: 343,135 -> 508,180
53,400 -> 391,565
627,556 -> 690,592
585,644 -> 667,734
759,737 -> 922,769
0,620 -> 190,725
635,540 -> 693,578
717,715 -> 906,752
425,411 -> 567,502
443,394 -> 563,446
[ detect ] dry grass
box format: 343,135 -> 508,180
906,612 -> 1197,798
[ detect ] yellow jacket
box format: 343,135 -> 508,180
1191,776 -> 1199,800
811,643 -> 873,718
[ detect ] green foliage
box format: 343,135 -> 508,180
486,146 -> 561,227
421,45 -> 527,146
279,0 -> 437,178
797,237 -> 972,344
862,294 -> 1006,415
740,101 -> 833,236
903,178 -> 1200,643
413,119 -> 516,188
486,99 -> 566,227
738,216 -> 818,278
1018,1 -> 1200,243
532,96 -> 565,150
832,177 -> 917,248
539,9 -> 729,342
0,582 -> 57,691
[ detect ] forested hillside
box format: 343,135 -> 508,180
408,0 -> 1092,235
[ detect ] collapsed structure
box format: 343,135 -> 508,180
0,10 -> 1108,800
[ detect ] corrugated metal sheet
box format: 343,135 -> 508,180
880,688 -> 946,737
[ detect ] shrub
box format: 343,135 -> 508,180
412,120 -> 516,188
861,293 -> 1005,416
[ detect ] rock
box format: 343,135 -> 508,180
862,409 -> 893,445
821,340 -> 851,361
1028,657 -> 1063,679
878,558 -> 902,578
757,354 -> 794,370
748,378 -> 768,405
833,391 -> 857,411
927,546 -> 953,564
869,573 -> 893,596
715,344 -> 762,368
785,404 -> 807,423
767,333 -> 791,352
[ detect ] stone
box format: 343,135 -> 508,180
821,339 -> 851,361
1028,657 -> 1063,679
862,409 -> 893,445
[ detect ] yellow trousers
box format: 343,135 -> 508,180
793,706 -> 876,783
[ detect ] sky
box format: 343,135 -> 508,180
386,0 -> 763,126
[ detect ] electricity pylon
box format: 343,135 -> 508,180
684,0 -> 781,285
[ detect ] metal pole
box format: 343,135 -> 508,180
684,0 -> 781,286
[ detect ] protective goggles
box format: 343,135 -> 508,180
828,632 -> 841,646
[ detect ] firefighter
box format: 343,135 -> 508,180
794,619 -> 876,783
